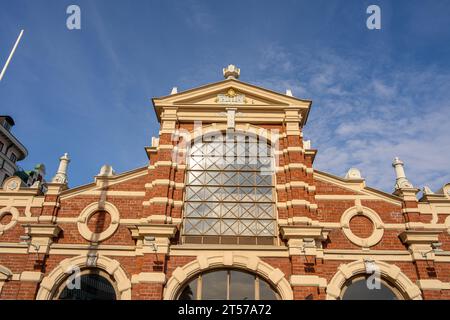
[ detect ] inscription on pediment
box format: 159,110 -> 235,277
216,88 -> 247,104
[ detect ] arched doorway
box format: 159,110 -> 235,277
53,268 -> 117,300
326,260 -> 422,300
340,275 -> 404,300
177,269 -> 280,300
37,255 -> 131,300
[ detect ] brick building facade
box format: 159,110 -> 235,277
0,65 -> 449,300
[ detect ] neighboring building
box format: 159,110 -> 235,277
0,66 -> 449,300
0,116 -> 28,186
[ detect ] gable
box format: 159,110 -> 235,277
314,170 -> 402,206
59,166 -> 147,200
152,79 -> 312,124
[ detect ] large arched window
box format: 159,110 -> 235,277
178,269 -> 280,300
53,269 -> 117,300
340,276 -> 403,300
183,131 -> 276,245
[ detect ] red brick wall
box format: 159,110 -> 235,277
0,122 -> 449,300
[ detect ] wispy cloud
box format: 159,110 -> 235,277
251,44 -> 450,192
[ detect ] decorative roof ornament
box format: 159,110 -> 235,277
52,153 -> 70,184
223,64 -> 240,79
303,140 -> 311,150
98,165 -> 115,177
345,168 -> 363,180
392,157 -> 413,189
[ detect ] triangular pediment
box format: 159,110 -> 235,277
152,79 -> 311,122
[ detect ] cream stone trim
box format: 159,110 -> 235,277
277,200 -> 318,211
0,265 -> 13,295
315,194 -> 400,202
171,146 -> 307,157
20,271 -> 43,282
326,260 -> 422,300
163,253 -> 293,300
0,206 -> 19,235
340,206 -> 384,248
323,249 -> 414,261
37,255 -> 131,300
314,170 -> 402,206
401,208 -> 420,213
169,244 -> 289,257
276,181 -> 316,193
445,216 -> 450,234
131,272 -> 166,284
276,163 -> 308,172
417,279 -> 450,291
0,196 -> 44,217
179,123 -> 281,146
148,161 -> 186,170
142,197 -> 183,207
60,167 -> 148,200
77,202 -> 120,242
71,191 -> 146,197
0,265 -> 13,281
157,144 -> 174,150
42,202 -> 60,207
290,275 -> 327,288
145,180 -> 185,190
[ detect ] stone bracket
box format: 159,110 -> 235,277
399,229 -> 442,261
128,223 -> 179,254
22,223 -> 62,251
279,225 -> 330,257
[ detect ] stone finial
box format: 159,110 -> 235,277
99,165 -> 115,177
170,87 -> 178,95
392,157 -> 413,189
151,137 -> 160,148
345,168 -> 363,180
52,153 -> 70,184
303,140 -> 311,149
286,89 -> 293,96
223,64 -> 240,79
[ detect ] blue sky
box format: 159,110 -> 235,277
1,0 -> 449,192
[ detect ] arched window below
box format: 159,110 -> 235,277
53,269 -> 117,300
340,276 -> 404,300
177,269 -> 280,300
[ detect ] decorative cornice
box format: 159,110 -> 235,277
128,223 -> 179,239
399,230 -> 441,245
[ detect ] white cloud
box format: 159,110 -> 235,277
251,44 -> 450,192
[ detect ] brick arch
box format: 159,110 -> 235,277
164,253 -> 293,300
36,255 -> 131,300
0,265 -> 13,295
180,123 -> 281,146
326,259 -> 422,300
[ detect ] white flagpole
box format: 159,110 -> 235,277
0,29 -> 24,81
